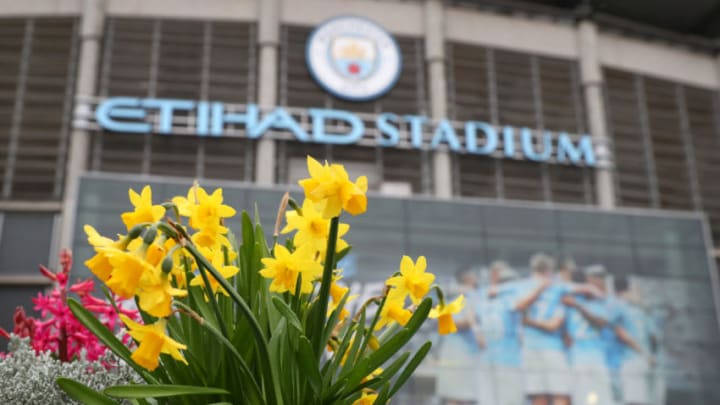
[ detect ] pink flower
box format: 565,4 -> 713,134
1,249 -> 141,362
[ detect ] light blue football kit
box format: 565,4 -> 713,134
567,294 -> 614,405
567,295 -> 610,365
616,300 -> 656,404
520,278 -> 572,396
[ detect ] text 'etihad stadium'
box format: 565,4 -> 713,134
89,97 -> 602,168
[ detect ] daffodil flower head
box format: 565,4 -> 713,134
282,199 -> 350,255
353,391 -> 379,405
259,244 -> 322,295
327,277 -> 357,320
121,186 -> 166,230
298,156 -> 368,219
429,294 -> 465,335
375,291 -> 412,331
189,248 -> 239,297
103,249 -> 155,299
191,223 -> 233,251
120,315 -> 188,371
137,267 -> 188,318
84,225 -> 126,282
188,187 -> 236,230
385,256 -> 434,305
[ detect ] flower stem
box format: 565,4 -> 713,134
313,216 -> 339,360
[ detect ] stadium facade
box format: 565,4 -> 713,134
1,0 -> 720,403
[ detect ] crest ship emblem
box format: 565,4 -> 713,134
306,16 -> 402,101
331,37 -> 377,80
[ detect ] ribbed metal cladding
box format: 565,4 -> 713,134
605,68 -> 710,213
447,42 -> 592,204
91,18 -> 257,182
684,86 -> 720,243
605,68 -> 656,207
276,25 -> 428,194
0,17 -> 78,200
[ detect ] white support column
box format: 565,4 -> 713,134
425,0 -> 452,199
577,19 -> 616,209
58,0 -> 106,250
255,0 -> 280,185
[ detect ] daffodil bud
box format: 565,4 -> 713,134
127,224 -> 145,240
143,226 -> 158,245
161,255 -> 174,274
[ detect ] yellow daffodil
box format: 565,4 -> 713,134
121,186 -> 166,230
298,156 -> 368,218
385,256 -> 434,305
191,224 -> 233,251
429,295 -> 465,335
259,245 -> 322,295
120,315 -> 188,371
189,249 -> 239,296
190,187 -> 236,230
171,187 -> 197,218
353,391 -> 378,405
84,225 -> 125,282
137,267 -> 188,318
103,249 -> 155,298
328,279 -> 357,320
282,199 -> 350,255
375,292 -> 412,330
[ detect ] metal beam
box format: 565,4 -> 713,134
58,0 -> 107,250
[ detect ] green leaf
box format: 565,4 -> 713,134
173,301 -> 265,404
184,243 -> 283,405
271,296 -> 303,333
311,216 -> 340,358
387,341 -> 432,398
67,299 -> 157,383
104,385 -> 228,398
56,378 -> 118,405
296,337 -> 322,396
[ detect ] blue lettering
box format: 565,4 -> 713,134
464,121 -> 497,154
376,113 -> 400,147
404,115 -> 427,148
309,108 -> 363,144
431,120 -> 461,151
521,128 -> 553,162
96,97 -> 151,133
213,103 -> 260,137
557,133 -> 596,166
196,101 -> 211,136
502,126 -> 515,157
252,107 -> 307,141
141,99 -> 195,134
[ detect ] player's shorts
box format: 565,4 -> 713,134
523,349 -> 571,396
571,363 -> 613,405
477,365 -> 524,405
620,356 -> 652,404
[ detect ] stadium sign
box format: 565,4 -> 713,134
305,16 -> 402,101
92,97 -> 600,167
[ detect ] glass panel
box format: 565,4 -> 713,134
0,212 -> 54,274
557,210 -> 633,243
635,246 -> 711,280
483,205 -> 558,238
631,215 -> 706,247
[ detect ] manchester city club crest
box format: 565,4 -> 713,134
306,16 -> 402,102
